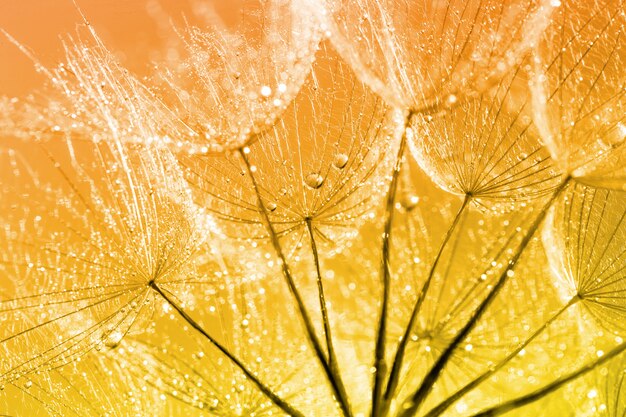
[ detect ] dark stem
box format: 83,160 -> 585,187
371,112 -> 412,417
470,340 -> 626,417
238,148 -> 352,417
149,281 -> 304,417
424,295 -> 580,417
305,217 -> 352,416
397,177 -> 572,417
379,194 -> 471,416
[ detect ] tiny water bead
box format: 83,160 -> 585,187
333,153 -> 349,169
105,331 -> 124,349
260,86 -> 272,98
304,172 -> 324,189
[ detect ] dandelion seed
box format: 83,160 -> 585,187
153,0 -> 326,152
543,183 -> 626,331
179,45 -> 404,247
532,0 -> 626,190
327,0 -> 555,110
0,138 -> 209,386
408,64 -> 562,206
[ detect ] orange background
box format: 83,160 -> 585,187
0,0 -> 244,97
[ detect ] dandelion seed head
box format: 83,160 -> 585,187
178,45 -> 404,249
408,65 -> 561,206
328,0 -> 555,110
0,137 -> 217,386
532,0 -> 626,190
544,183 -> 626,331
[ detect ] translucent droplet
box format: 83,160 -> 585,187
104,331 -> 123,349
304,173 -> 324,189
24,380 -> 32,389
266,202 -> 277,212
260,86 -> 272,97
402,195 -> 420,210
333,153 -> 349,169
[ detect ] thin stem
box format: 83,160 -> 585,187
238,148 -> 352,417
470,340 -> 626,417
379,194 -> 471,416
397,177 -> 572,417
149,281 -> 304,417
305,217 -> 352,415
371,112 -> 412,417
424,295 -> 580,417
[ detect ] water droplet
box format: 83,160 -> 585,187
333,153 -> 349,169
266,202 -> 277,212
260,86 -> 272,97
304,173 -> 324,189
24,380 -> 32,389
104,331 -> 123,349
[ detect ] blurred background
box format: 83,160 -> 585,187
0,0 -> 246,96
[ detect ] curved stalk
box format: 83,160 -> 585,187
305,217 -> 351,415
379,194 -> 471,416
397,177 -> 572,417
238,148 -> 353,417
371,111 -> 412,417
424,295 -> 580,417
470,340 -> 626,417
149,281 -> 304,417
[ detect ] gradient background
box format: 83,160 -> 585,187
0,0 -> 247,97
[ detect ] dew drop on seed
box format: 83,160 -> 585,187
105,331 -> 123,349
333,153 -> 349,169
267,202 -> 277,212
260,86 -> 272,97
305,173 -> 324,189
